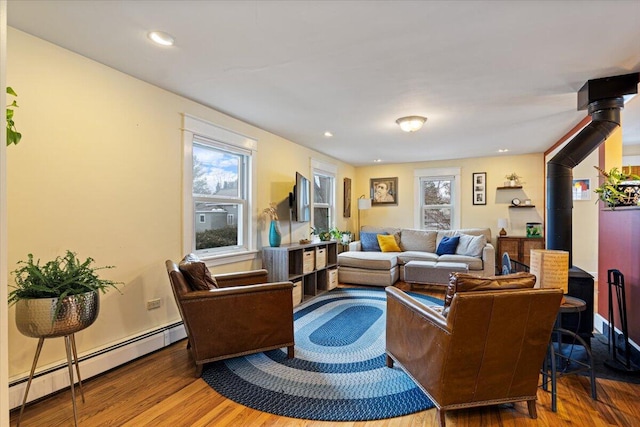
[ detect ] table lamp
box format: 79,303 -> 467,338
529,249 -> 569,299
497,218 -> 508,237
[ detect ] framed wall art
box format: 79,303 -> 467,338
370,177 -> 398,206
572,178 -> 591,201
472,172 -> 487,205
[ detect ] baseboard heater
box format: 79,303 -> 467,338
8,322 -> 187,410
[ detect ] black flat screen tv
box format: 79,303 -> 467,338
291,172 -> 311,222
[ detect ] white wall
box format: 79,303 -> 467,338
5,28 -> 355,384
355,153 -> 545,249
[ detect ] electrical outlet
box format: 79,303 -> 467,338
146,298 -> 161,310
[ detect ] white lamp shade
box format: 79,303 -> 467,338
529,249 -> 569,293
497,218 -> 508,229
358,198 -> 372,210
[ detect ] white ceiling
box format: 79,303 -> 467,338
7,0 -> 640,166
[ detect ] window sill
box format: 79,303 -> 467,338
201,250 -> 259,267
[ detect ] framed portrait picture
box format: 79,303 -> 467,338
370,177 -> 398,206
343,178 -> 352,217
573,178 -> 591,201
472,172 -> 487,205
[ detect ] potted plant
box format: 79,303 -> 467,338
6,86 -> 22,146
8,250 -> 121,338
504,172 -> 523,187
594,166 -> 640,209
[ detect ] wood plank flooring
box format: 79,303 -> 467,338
10,283 -> 640,426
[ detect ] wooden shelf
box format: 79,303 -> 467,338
510,205 -> 536,208
262,241 -> 338,304
497,186 -> 523,190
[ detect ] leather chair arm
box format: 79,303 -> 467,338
386,287 -> 449,332
214,269 -> 269,287
181,281 -> 293,300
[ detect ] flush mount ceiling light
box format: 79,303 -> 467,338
147,31 -> 175,46
324,131 -> 333,137
396,116 -> 427,132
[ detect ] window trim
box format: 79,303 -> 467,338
311,159 -> 337,229
182,114 -> 258,265
414,167 -> 461,229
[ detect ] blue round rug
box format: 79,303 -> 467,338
202,287 -> 441,421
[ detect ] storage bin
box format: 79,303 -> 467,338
316,247 -> 327,269
292,280 -> 302,307
328,268 -> 338,290
303,250 -> 315,274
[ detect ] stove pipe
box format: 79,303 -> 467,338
546,73 -> 639,265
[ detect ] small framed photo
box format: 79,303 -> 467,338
573,178 -> 591,201
371,177 -> 398,206
473,172 -> 487,205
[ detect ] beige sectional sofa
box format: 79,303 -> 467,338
338,226 -> 494,286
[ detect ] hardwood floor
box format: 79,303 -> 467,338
10,283 -> 640,426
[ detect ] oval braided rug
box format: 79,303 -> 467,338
202,287 -> 441,421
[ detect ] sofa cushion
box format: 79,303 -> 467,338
397,251 -> 440,264
436,228 -> 491,246
436,236 -> 460,255
378,234 -> 402,252
442,272 -> 536,316
338,251 -> 398,270
437,254 -> 484,271
399,229 -> 437,252
360,232 -> 386,252
455,234 -> 487,257
178,254 -> 218,291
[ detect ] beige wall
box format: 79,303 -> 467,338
355,153 -> 546,249
6,28 -> 355,377
571,150 -> 600,275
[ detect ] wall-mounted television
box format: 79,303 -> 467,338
291,172 -> 311,222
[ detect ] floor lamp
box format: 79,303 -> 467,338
357,195 -> 371,239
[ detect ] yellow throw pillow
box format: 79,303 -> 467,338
377,234 -> 401,252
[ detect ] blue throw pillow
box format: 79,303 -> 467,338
360,232 -> 387,252
436,236 -> 460,255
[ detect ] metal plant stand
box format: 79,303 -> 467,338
15,292 -> 99,427
605,269 -> 640,373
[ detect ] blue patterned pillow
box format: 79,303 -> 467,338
436,236 -> 460,255
360,232 -> 387,252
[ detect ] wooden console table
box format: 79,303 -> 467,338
497,236 -> 544,267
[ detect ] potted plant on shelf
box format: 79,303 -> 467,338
504,172 -> 523,187
8,250 -> 122,338
594,166 -> 640,209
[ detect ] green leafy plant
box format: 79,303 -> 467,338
6,87 -> 22,146
594,166 -> 640,208
8,251 -> 122,313
504,172 -> 524,184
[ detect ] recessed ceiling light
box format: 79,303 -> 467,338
324,131 -> 333,137
148,31 -> 175,46
498,148 -> 509,153
373,159 -> 382,163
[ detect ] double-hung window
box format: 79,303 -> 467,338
415,168 -> 461,230
312,159 -> 337,232
183,115 -> 257,262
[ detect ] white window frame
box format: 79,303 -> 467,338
182,114 -> 258,265
311,159 -> 337,230
414,167 -> 461,230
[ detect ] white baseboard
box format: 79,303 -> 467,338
594,313 -> 640,352
9,322 -> 186,410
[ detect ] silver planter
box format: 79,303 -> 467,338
15,291 -> 100,338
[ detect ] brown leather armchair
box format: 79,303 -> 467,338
166,260 -> 295,377
386,285 -> 563,427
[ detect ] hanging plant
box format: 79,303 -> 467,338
594,166 -> 640,209
6,87 -> 22,146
